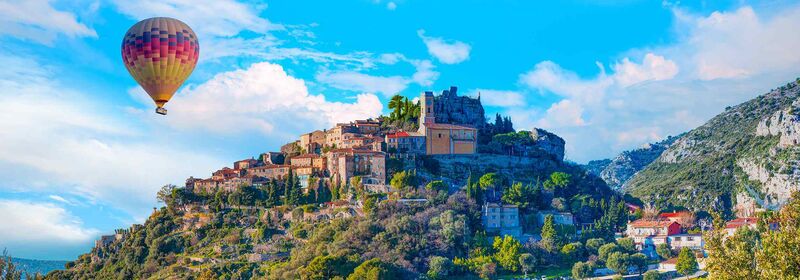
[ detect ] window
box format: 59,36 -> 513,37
438,133 -> 442,138
687,237 -> 694,241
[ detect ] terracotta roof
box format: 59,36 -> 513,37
725,217 -> 758,229
660,258 -> 678,265
659,211 -> 691,219
424,123 -> 477,130
630,219 -> 678,228
387,131 -> 423,138
293,153 -> 320,159
250,164 -> 290,170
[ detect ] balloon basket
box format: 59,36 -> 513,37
155,107 -> 168,115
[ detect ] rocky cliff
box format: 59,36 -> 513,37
432,86 -> 486,129
625,78 -> 800,213
585,136 -> 680,190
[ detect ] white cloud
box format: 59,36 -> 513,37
672,6 -> 800,80
165,62 -> 383,137
112,0 -> 281,37
468,89 -> 525,107
0,200 -> 98,259
0,0 -> 97,45
612,53 -> 679,86
387,2 -> 397,10
315,57 -> 439,96
0,53 -> 223,216
537,99 -> 586,127
316,71 -> 408,96
417,29 -> 471,64
515,4 -> 800,162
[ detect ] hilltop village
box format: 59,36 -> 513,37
186,86 -> 488,199
51,84 -> 800,280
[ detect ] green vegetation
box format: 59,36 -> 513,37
626,80 -> 800,213
704,191 -> 800,279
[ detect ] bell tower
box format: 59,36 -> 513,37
420,91 -> 435,127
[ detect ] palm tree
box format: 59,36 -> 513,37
388,95 -> 404,120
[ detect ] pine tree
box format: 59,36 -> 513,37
266,180 -> 279,207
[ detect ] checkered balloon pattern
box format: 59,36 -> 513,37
121,17 -> 199,108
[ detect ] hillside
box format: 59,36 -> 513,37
625,78 -> 800,214
584,135 -> 681,190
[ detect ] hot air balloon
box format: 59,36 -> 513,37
121,17 -> 199,115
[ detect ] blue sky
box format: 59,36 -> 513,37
1,0 -> 800,260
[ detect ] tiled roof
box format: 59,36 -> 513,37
424,123 -> 477,130
659,211 -> 691,218
293,153 -> 320,159
387,131 -> 423,138
630,219 -> 677,228
725,217 -> 758,229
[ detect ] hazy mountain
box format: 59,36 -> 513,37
585,135 -> 681,190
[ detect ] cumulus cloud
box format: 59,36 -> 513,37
387,2 -> 397,10
164,62 -> 383,138
417,29 -> 471,64
515,4 -> 800,162
0,0 -> 97,45
612,53 -> 679,86
0,200 -> 98,259
672,6 -> 800,80
112,0 -> 282,37
0,53 -> 223,217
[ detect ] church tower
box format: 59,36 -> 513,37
419,91 -> 436,129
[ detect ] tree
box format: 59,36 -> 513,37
519,253 -> 535,277
492,235 -> 522,272
390,170 -> 419,196
676,247 -> 698,278
598,243 -> 621,264
156,184 -> 177,205
478,173 -> 501,200
425,180 -> 447,193
0,250 -> 23,280
606,251 -> 630,276
585,238 -> 606,255
540,214 -> 559,252
755,191 -> 800,279
560,242 -> 584,263
629,253 -> 648,275
643,270 -> 663,280
656,243 -> 672,260
571,261 -> 592,279
426,256 -> 452,280
617,237 -> 636,253
347,258 -> 400,280
301,255 -> 356,280
704,227 -> 759,280
388,95 -> 405,120
543,172 -> 570,191
501,182 -> 538,210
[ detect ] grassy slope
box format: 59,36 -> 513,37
625,79 -> 799,212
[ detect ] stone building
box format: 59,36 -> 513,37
326,148 -> 387,186
482,203 -> 522,238
385,131 -> 425,154
418,90 -> 477,155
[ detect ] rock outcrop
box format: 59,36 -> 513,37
432,86 -> 486,129
756,99 -> 800,147
530,128 -> 566,161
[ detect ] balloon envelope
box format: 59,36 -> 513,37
121,17 -> 199,109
